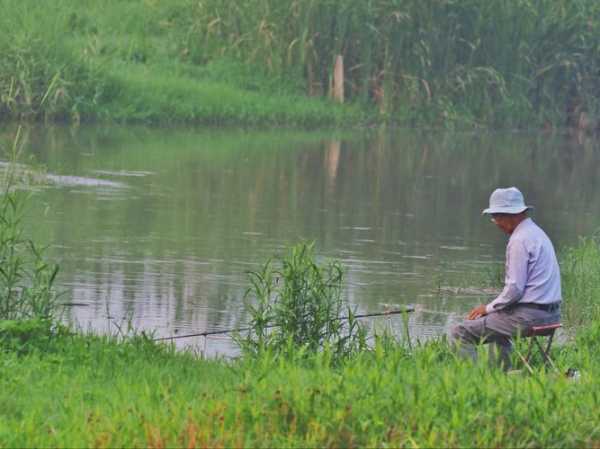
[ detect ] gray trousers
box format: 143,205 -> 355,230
450,305 -> 560,368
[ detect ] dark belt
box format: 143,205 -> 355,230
518,302 -> 560,312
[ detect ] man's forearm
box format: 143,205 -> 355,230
485,284 -> 524,314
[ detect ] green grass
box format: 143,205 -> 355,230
1,0 -> 599,128
561,235 -> 600,326
0,325 -> 599,448
100,66 -> 359,126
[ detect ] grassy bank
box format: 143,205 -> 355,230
1,320 -> 600,447
0,1 -> 360,127
1,0 -> 599,128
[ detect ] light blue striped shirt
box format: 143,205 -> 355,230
486,218 -> 562,314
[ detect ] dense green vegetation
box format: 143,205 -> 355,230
188,0 -> 600,128
2,309 -> 600,447
0,0 -> 359,127
561,235 -> 600,325
2,0 -> 599,127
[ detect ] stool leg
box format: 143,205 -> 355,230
536,339 -> 558,371
545,331 -> 555,356
525,337 -> 535,363
516,338 -> 535,375
517,330 -> 559,374
539,330 -> 558,371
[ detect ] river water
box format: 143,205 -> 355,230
7,125 -> 600,354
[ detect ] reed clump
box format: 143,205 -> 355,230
0,2 -> 108,123
0,129 -> 62,357
186,0 -> 600,128
0,130 -> 60,322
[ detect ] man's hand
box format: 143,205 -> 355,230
467,304 -> 488,320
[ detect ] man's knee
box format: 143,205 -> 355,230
450,323 -> 467,343
451,318 -> 487,345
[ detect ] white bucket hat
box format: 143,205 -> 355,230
482,187 -> 533,215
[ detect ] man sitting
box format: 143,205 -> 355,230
451,187 -> 561,367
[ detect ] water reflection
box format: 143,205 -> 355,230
2,125 -> 600,354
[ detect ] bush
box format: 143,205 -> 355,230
236,242 -> 367,360
0,319 -> 68,353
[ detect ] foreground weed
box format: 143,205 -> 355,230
235,242 -> 366,360
0,130 -> 60,321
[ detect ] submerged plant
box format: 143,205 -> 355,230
235,242 -> 366,359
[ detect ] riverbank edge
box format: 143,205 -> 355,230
0,75 -> 369,129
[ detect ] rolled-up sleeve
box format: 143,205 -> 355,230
485,239 -> 529,314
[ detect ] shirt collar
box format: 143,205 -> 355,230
512,217 -> 532,235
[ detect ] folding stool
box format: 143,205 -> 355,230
518,323 -> 561,373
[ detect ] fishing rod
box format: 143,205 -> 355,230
153,306 -> 415,342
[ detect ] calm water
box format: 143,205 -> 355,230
6,125 -> 600,354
